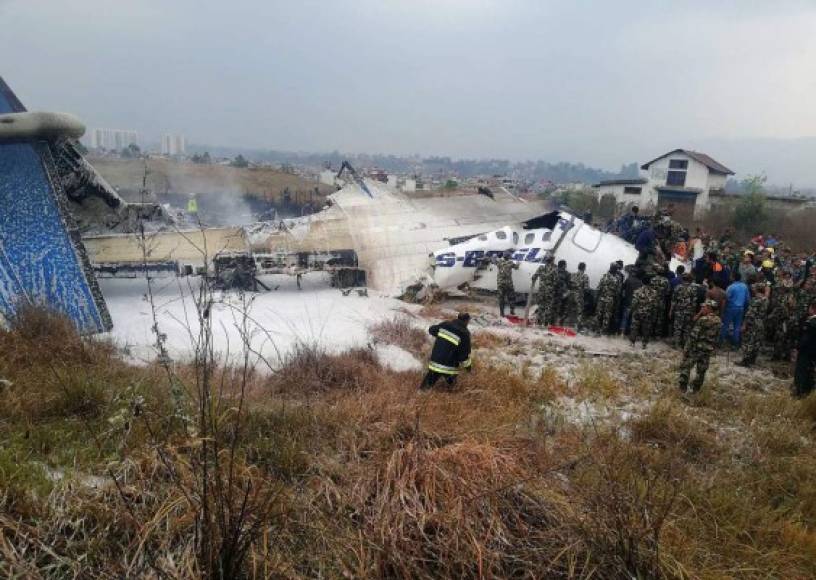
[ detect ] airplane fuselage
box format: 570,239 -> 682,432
431,212 -> 670,294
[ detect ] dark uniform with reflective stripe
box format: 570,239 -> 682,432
420,318 -> 472,389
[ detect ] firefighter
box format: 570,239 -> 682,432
420,312 -> 472,390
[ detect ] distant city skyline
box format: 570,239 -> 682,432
86,128 -> 139,151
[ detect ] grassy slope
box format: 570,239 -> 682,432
1,310 -> 815,578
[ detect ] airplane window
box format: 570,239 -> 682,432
512,232 -> 519,244
478,234 -> 488,241
525,233 -> 534,244
495,231 -> 507,240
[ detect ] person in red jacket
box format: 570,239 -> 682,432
420,312 -> 472,390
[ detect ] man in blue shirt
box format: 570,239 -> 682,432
670,265 -> 684,290
720,272 -> 750,346
635,224 -> 656,256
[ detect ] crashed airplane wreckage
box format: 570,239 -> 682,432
0,73 -> 656,335
82,175 -> 559,294
83,172 -> 649,300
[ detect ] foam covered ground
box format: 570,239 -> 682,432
100,273 -> 422,368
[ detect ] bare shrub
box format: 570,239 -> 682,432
369,316 -> 429,357
569,435 -> 683,579
346,435 -> 566,578
630,399 -> 720,462
0,304 -> 114,368
798,393 -> 816,424
265,343 -> 381,394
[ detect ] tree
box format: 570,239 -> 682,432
557,187 -> 599,217
120,143 -> 141,159
192,152 -> 212,165
733,173 -> 768,233
443,179 -> 458,190
230,154 -> 249,168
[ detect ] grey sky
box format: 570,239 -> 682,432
2,0 -> 816,182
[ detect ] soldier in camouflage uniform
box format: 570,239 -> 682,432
652,265 -> 672,337
594,262 -> 621,335
670,273 -> 698,348
612,259 -> 625,329
771,276 -> 799,362
737,283 -> 769,367
494,251 -> 519,317
531,255 -> 557,326
552,260 -> 571,324
630,276 -> 659,349
569,262 -> 590,331
678,300 -> 721,393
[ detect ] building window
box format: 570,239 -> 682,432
667,171 -> 686,186
669,159 -> 688,169
623,186 -> 642,194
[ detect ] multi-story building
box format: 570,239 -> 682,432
161,134 -> 186,156
88,128 -> 139,151
594,149 -> 734,222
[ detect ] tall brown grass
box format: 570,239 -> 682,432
2,306 -> 816,578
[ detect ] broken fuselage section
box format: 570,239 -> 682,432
431,211 -> 640,294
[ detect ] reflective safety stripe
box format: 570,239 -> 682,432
462,357 -> 472,368
428,361 -> 460,375
437,328 -> 461,346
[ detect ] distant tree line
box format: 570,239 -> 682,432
186,144 -> 639,184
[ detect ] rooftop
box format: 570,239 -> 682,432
640,149 -> 735,175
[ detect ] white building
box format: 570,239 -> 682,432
594,149 -> 734,221
88,128 -> 138,151
161,134 -> 186,156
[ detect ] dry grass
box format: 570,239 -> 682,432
3,308 -> 816,578
368,316 -> 430,357
471,330 -> 512,350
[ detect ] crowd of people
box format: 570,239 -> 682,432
492,209 -> 816,398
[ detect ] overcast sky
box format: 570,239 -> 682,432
2,0 -> 816,180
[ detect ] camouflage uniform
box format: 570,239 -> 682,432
652,274 -> 671,336
552,267 -> 572,324
495,257 -> 519,316
532,261 -> 557,325
671,282 -> 698,348
772,285 -> 799,361
569,270 -> 590,329
679,311 -> 721,392
739,286 -> 768,365
630,282 -> 658,348
594,270 -> 621,334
